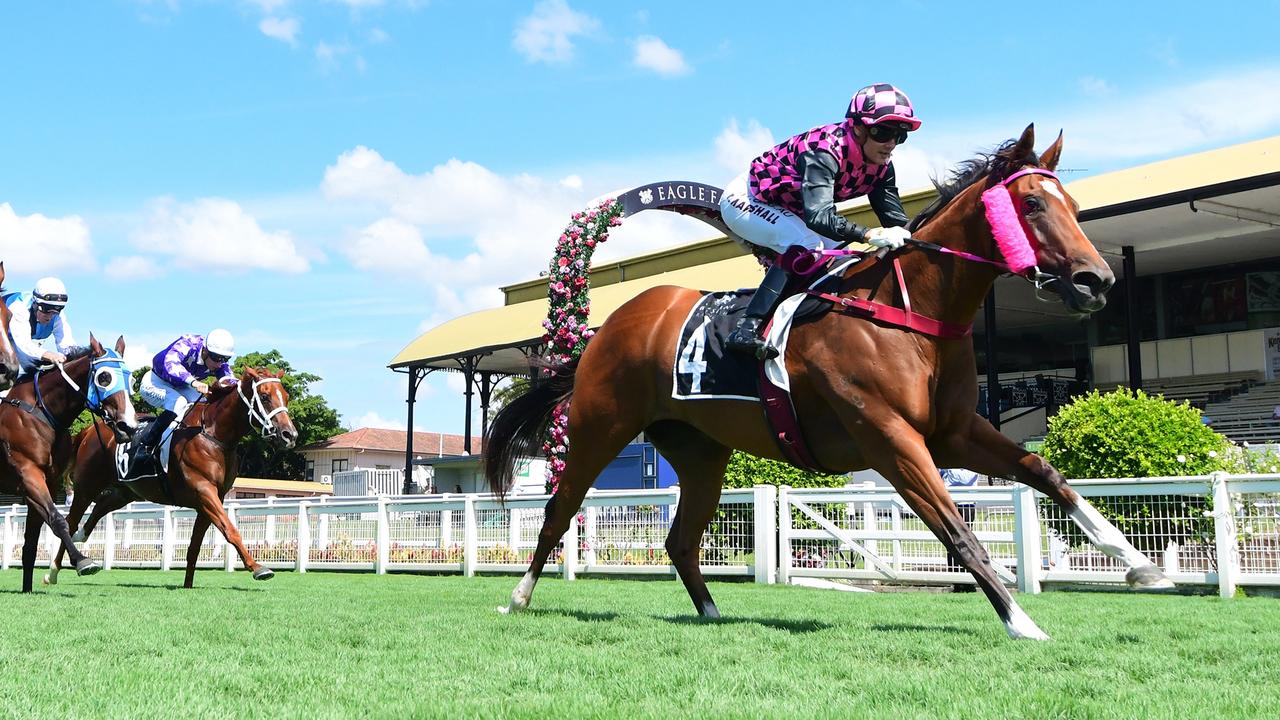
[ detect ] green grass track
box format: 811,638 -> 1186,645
1,570 -> 1278,719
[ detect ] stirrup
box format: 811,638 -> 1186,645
726,331 -> 779,360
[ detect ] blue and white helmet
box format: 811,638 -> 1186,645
34,277 -> 68,308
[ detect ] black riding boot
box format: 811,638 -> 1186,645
725,262 -> 792,360
130,410 -> 176,468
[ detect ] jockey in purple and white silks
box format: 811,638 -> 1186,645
720,83 -> 922,359
3,277 -> 78,376
131,329 -> 236,463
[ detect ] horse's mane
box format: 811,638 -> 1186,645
907,138 -> 1040,232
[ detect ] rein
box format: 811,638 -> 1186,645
785,167 -> 1063,339
197,376 -> 288,446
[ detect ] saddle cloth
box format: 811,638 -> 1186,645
114,417 -> 178,482
670,256 -> 862,401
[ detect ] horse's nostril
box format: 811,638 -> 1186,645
1072,270 -> 1108,296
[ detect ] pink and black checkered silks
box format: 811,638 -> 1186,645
748,123 -> 890,214
847,83 -> 921,129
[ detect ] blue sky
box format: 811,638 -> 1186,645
3,0 -> 1280,438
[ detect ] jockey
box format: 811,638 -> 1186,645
3,277 -> 77,376
130,329 -> 237,463
720,83 -> 921,359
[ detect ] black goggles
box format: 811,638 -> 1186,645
36,303 -> 63,314
207,351 -> 231,364
866,123 -> 910,145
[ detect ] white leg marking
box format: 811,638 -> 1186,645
72,529 -> 87,543
1069,499 -> 1152,569
1004,602 -> 1050,641
497,572 -> 537,614
43,563 -> 60,585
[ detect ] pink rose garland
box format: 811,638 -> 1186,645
541,198 -> 625,492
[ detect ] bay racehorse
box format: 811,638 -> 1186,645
0,335 -> 138,592
485,125 -> 1173,640
47,367 -> 298,587
0,263 -> 20,389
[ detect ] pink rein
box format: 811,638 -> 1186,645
785,168 -> 1059,277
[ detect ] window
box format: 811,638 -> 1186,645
332,458 -> 349,473
305,460 -> 315,481
375,464 -> 391,470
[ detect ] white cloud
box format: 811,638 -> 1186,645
512,0 -> 599,64
104,255 -> 164,281
353,410 -> 406,430
259,16 -> 300,45
368,27 -> 389,44
1078,76 -> 1114,97
246,0 -> 290,12
122,342 -> 154,377
632,35 -> 690,76
559,174 -> 583,189
131,197 -> 311,273
344,218 -> 433,276
0,203 -> 95,274
714,118 -> 773,174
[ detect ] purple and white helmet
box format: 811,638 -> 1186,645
846,83 -> 921,130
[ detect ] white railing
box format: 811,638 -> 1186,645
332,468 -> 404,496
4,473 -> 1278,597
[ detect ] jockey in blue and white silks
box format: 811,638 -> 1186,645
131,329 -> 236,462
3,277 -> 77,377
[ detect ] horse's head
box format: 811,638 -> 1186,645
86,334 -> 139,443
0,263 -> 20,390
239,366 -> 298,448
987,124 -> 1114,313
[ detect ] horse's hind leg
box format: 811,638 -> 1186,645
647,421 -> 732,618
873,428 -> 1049,640
954,415 -> 1172,590
21,508 -> 43,593
183,515 -> 213,588
499,402 -> 644,614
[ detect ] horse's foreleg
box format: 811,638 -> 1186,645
957,416 -> 1172,590
184,514 -> 213,588
16,465 -> 99,584
194,488 -> 272,582
875,429 -> 1049,640
21,507 -> 42,593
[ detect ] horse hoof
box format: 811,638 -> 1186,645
700,603 -> 721,619
1126,564 -> 1175,590
75,559 -> 102,577
71,530 -> 87,543
42,573 -> 57,586
252,567 -> 275,581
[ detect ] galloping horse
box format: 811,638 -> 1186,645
485,126 -> 1172,640
0,263 -> 20,390
48,367 -> 298,587
0,334 -> 138,592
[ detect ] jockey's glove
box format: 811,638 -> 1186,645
865,226 -> 911,249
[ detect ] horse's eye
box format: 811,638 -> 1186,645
1022,196 -> 1043,214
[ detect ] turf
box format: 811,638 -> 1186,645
1,570 -> 1277,719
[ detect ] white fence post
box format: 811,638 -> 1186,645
562,508 -> 578,582
509,506 -> 522,555
777,485 -> 792,585
462,497 -> 477,577
103,512 -> 115,571
375,496 -> 390,575
296,501 -> 310,574
862,499 -> 878,557
224,506 -> 238,572
265,496 -> 277,545
160,507 -> 174,572
1013,485 -> 1042,594
583,503 -> 597,568
1212,472 -> 1239,599
441,507 -> 453,549
753,484 -> 777,584
2,506 -> 14,570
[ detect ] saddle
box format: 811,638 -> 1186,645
115,415 -> 179,483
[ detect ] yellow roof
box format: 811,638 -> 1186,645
232,477 -> 334,494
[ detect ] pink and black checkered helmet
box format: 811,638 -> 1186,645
846,83 -> 921,130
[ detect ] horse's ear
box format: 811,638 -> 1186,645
1013,123 -> 1036,161
114,335 -> 126,354
89,333 -> 103,355
0,261 -> 6,285
1039,129 -> 1064,171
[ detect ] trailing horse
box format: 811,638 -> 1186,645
48,367 -> 298,588
0,334 -> 138,592
0,262 -> 19,390
484,125 -> 1172,640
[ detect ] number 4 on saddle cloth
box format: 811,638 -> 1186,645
672,256 -> 863,401
114,415 -> 179,482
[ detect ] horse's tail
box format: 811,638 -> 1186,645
484,358 -> 579,500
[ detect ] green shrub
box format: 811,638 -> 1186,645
1041,388 -> 1235,551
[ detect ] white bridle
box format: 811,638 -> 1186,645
238,376 -> 289,437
